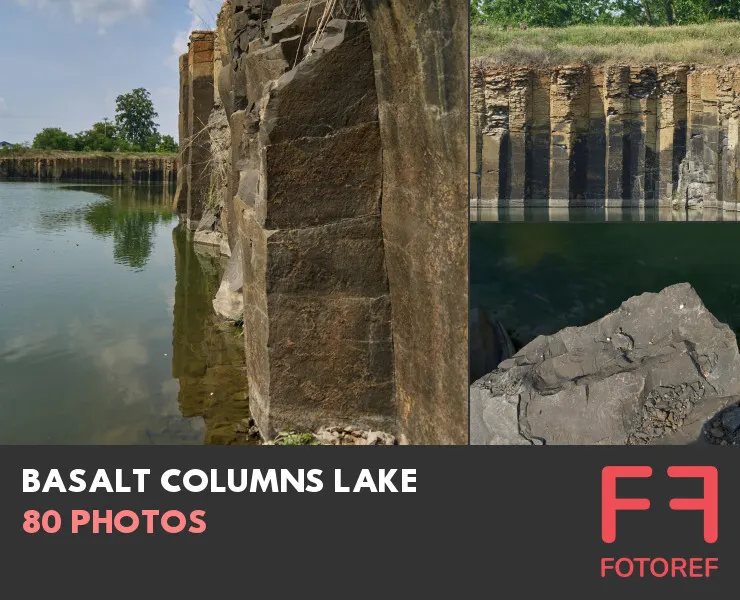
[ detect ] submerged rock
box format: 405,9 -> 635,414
213,243 -> 244,322
471,283 -> 740,445
469,307 -> 514,383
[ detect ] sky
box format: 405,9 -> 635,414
0,0 -> 224,144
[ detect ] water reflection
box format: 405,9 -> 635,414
471,204 -> 740,222
0,182 -> 249,444
37,185 -> 176,269
171,225 -> 253,445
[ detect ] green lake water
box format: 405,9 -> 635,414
471,219 -> 740,352
0,182 -> 248,444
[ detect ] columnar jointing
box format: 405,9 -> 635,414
0,156 -> 178,183
470,63 -> 740,211
173,53 -> 191,215
174,0 -> 469,444
187,31 -> 215,230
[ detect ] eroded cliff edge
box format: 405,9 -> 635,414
176,0 -> 468,444
470,62 -> 740,210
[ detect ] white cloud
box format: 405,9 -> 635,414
15,0 -> 151,34
0,98 -> 7,113
167,0 -> 220,70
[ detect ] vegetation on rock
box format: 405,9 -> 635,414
472,20 -> 740,63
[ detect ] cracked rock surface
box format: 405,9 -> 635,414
470,283 -> 740,445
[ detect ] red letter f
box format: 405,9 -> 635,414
601,466 -> 652,543
667,466 -> 718,544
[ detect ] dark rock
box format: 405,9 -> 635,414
267,0 -> 327,44
471,284 -> 740,445
362,0 -> 469,444
469,307 -> 514,383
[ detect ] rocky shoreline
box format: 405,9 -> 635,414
232,418 -> 398,446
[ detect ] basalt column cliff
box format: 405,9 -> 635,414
175,0 -> 468,444
470,63 -> 740,210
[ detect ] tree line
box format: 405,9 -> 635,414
1,88 -> 178,154
471,0 -> 740,27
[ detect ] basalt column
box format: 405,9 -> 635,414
470,64 -> 485,201
187,31 -> 216,230
586,68 -> 606,204
239,15 -> 396,437
604,65 -> 630,204
174,53 -> 190,215
508,69 -> 532,201
362,0 -> 468,444
657,66 -> 688,203
718,67 -> 740,208
702,70 -> 721,207
530,71 -> 551,202
482,70 -> 510,201
549,66 -> 590,205
628,67 -> 659,205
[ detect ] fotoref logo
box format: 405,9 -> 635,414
600,465 -> 719,580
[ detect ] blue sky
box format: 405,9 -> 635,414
0,0 -> 223,144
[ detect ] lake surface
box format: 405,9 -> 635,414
0,182 -> 248,444
471,221 -> 740,352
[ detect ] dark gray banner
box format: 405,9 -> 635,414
1,447 -> 736,596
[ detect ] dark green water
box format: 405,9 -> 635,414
471,221 -> 740,350
0,182 -> 247,444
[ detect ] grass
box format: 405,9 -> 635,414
0,149 -> 177,160
471,21 -> 740,66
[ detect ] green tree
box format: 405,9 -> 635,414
157,134 -> 179,153
74,120 -> 119,152
474,0 -> 740,26
115,88 -> 159,151
32,127 -> 76,151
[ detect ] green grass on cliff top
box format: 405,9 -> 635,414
0,149 -> 178,160
471,21 -> 740,66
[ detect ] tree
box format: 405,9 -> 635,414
74,121 -> 119,152
473,0 -> 740,26
32,128 -> 76,151
157,135 -> 179,153
115,88 -> 159,151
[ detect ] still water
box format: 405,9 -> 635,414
0,182 -> 248,444
471,219 -> 740,351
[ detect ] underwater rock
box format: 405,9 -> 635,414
469,307 -> 514,383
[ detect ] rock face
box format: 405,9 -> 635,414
240,15 -> 395,437
470,63 -> 740,211
213,243 -> 244,321
175,0 -> 469,444
0,154 -> 177,183
187,31 -> 216,231
362,0 -> 469,444
173,53 -> 191,214
470,283 -> 740,445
